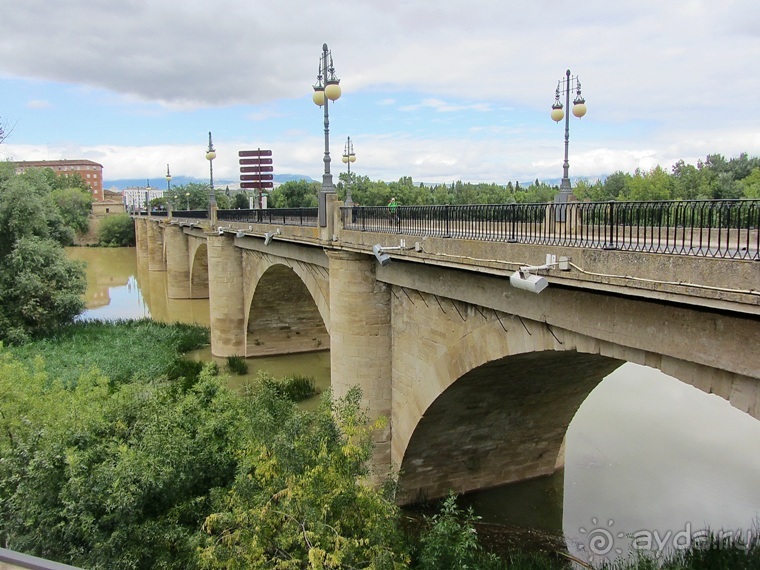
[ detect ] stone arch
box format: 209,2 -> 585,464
392,289 -> 758,503
189,241 -> 209,299
242,251 -> 330,357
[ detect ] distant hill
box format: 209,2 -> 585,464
104,174 -> 316,191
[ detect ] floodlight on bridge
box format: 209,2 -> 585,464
372,242 -> 408,266
263,228 -> 281,246
236,230 -> 246,238
509,270 -> 549,294
509,254 -> 564,294
373,244 -> 391,266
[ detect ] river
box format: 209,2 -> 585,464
66,246 -> 760,564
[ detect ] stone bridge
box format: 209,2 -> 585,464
134,198 -> 759,503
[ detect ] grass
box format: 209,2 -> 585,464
226,355 -> 249,375
7,319 -> 210,387
261,373 -> 319,402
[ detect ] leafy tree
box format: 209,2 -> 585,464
51,187 -> 92,234
269,179 -> 320,208
98,213 -> 136,247
172,182 -> 215,210
199,382 -> 409,569
232,192 -> 251,209
0,355 -> 240,570
0,237 -> 85,344
741,168 -> 760,199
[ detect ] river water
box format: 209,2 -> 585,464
66,246 -> 760,564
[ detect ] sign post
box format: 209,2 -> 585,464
238,149 -> 273,208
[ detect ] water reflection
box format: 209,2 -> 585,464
66,246 -> 760,564
66,247 -> 209,325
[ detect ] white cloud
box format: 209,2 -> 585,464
25,99 -> 51,109
0,0 -> 758,182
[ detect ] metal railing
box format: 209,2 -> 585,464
217,208 -> 319,226
342,200 -> 760,260
171,209 -> 209,219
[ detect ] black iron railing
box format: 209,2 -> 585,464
342,200 -> 760,260
172,210 -> 209,219
217,208 -> 319,226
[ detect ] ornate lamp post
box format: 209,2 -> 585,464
312,43 -> 341,226
551,69 -> 587,197
341,136 -> 356,207
185,192 -> 190,210
206,131 -> 217,225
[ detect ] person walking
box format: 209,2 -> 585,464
388,197 -> 399,224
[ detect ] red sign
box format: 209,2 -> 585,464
239,157 -> 273,165
240,165 -> 274,173
239,149 -> 272,157
241,181 -> 274,189
240,174 -> 274,181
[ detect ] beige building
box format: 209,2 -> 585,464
13,159 -> 105,201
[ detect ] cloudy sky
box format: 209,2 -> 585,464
1,0 -> 758,186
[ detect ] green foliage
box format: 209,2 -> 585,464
0,237 -> 86,344
98,213 -> 136,246
269,179 -> 321,208
168,182 -> 216,210
232,192 -> 251,209
416,493 -> 493,569
199,382 -> 408,569
226,355 -> 249,375
0,167 -> 90,344
0,351 -> 241,570
9,319 -> 210,386
50,187 -> 92,234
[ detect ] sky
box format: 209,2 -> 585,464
0,0 -> 759,187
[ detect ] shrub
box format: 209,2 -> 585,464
98,213 -> 136,247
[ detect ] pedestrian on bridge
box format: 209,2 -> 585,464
388,197 -> 399,224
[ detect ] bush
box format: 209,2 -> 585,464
98,213 -> 136,246
0,237 -> 86,344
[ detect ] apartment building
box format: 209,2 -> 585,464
13,159 -> 105,201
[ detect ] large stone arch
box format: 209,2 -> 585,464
242,250 -> 330,357
189,240 -> 209,299
391,287 -> 759,503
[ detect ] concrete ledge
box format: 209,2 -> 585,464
0,548 -> 80,570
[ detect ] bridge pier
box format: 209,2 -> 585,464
146,221 -> 165,271
135,218 -> 148,263
207,233 -> 246,357
164,225 -> 191,299
327,251 -> 393,479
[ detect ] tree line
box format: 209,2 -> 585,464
261,152 -> 760,208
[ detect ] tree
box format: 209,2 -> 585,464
98,213 -> 136,247
270,180 -> 320,208
51,187 -> 92,234
199,383 -> 409,569
232,192 -> 251,209
0,237 -> 85,344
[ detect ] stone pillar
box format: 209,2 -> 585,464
146,221 -> 165,271
135,218 -> 149,263
207,233 -> 246,357
327,251 -> 393,478
164,225 -> 191,299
